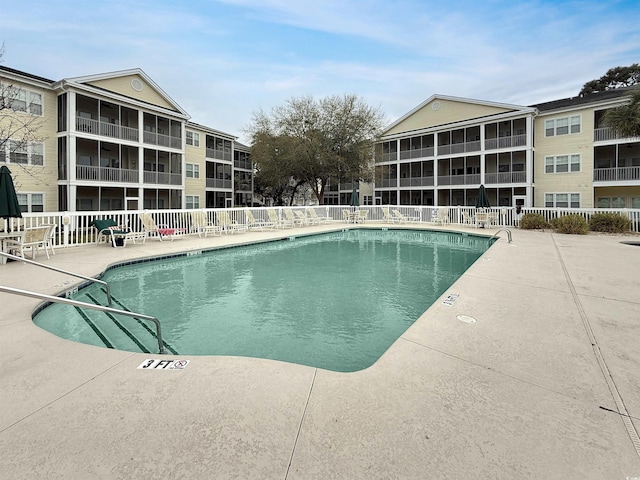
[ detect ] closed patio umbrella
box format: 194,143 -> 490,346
0,166 -> 22,219
349,185 -> 359,208
475,185 -> 490,209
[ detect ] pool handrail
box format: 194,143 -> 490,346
0,250 -> 112,306
0,285 -> 165,354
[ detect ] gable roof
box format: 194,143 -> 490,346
0,65 -> 55,86
383,94 -> 536,137
53,68 -> 189,119
531,86 -> 636,113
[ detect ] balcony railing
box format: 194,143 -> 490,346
76,118 -> 139,142
399,176 -> 434,187
378,178 -> 397,187
206,178 -> 233,189
484,134 -> 527,150
594,127 -> 640,143
143,171 -> 182,185
399,146 -> 435,160
484,171 -> 526,184
143,131 -> 182,149
206,148 -> 233,161
437,140 -> 481,155
437,174 -> 481,186
234,159 -> 253,170
374,152 -> 397,163
593,166 -> 640,182
76,165 -> 138,183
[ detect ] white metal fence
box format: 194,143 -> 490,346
2,205 -> 638,250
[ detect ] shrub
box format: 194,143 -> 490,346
552,214 -> 589,234
519,213 -> 549,230
589,213 -> 631,233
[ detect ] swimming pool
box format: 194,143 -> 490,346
33,229 -> 494,372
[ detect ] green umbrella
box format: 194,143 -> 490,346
0,165 -> 22,219
475,185 -> 490,209
349,186 -> 359,207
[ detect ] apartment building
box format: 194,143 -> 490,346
0,66 -> 253,213
373,88 -> 639,209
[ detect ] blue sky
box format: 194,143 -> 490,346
2,0 -> 639,143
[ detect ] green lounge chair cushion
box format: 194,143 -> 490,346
92,219 -> 127,235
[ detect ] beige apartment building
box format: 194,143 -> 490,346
0,66 -> 252,213
374,88 -> 640,210
2,64 -> 639,213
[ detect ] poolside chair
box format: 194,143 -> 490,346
216,210 -> 248,234
392,209 -> 420,223
92,218 -> 147,247
5,225 -> 52,259
382,207 -> 395,223
190,210 -> 221,237
139,213 -> 185,241
284,208 -> 303,227
355,209 -> 369,223
294,210 -> 318,226
431,207 -> 449,225
245,209 -> 276,231
267,209 -> 294,229
342,209 -> 351,223
40,224 -> 57,257
306,207 -> 332,224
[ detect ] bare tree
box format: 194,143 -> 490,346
0,45 -> 48,188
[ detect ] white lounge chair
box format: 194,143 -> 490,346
430,207 -> 449,225
382,207 -> 395,223
284,209 -> 304,227
190,210 -> 221,237
140,213 -> 186,241
216,210 -> 248,234
267,209 -> 294,229
306,208 -> 332,223
392,209 -> 420,223
245,209 -> 276,231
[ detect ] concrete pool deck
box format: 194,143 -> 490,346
1,223 -> 639,479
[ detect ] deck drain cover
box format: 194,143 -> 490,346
457,315 -> 476,324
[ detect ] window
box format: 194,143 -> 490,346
598,197 -> 627,208
0,84 -> 43,116
186,131 -> 200,147
545,115 -> 581,137
1,141 -> 44,166
186,163 -> 200,178
545,154 -> 581,173
545,193 -> 580,208
186,195 -> 200,209
16,193 -> 44,212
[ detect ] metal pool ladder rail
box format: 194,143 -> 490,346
0,251 -> 165,354
0,251 -> 113,306
490,228 -> 512,243
0,285 -> 166,354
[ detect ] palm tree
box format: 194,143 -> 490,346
603,86 -> 640,138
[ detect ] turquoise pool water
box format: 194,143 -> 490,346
33,229 -> 493,372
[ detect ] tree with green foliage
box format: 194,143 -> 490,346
245,94 -> 386,204
579,63 -> 640,95
602,86 -> 640,138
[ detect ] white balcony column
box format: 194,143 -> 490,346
526,115 -> 533,148
480,153 -> 486,185
68,91 -> 77,182
525,148 -> 533,185
138,110 -> 145,184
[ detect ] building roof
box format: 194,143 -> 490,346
0,65 -> 55,85
531,86 -> 635,112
